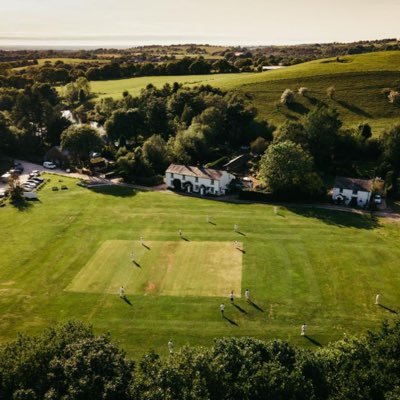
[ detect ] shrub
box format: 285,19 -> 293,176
388,90 -> 400,106
298,87 -> 309,96
327,86 -> 336,99
382,87 -> 392,97
280,89 -> 295,105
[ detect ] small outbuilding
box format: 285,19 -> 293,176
332,176 -> 373,208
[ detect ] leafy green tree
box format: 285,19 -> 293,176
379,125 -> 400,195
274,121 -> 308,147
61,125 -> 103,166
8,175 -> 24,203
258,140 -> 324,199
142,134 -> 170,173
105,108 -> 143,145
63,77 -> 91,104
302,105 -> 342,171
171,124 -> 208,164
0,321 -> 133,400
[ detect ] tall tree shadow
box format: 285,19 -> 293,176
224,316 -> 239,326
286,207 -> 380,230
378,304 -> 398,314
304,335 -> 322,347
11,199 -> 33,211
287,101 -> 309,115
335,99 -> 372,118
88,185 -> 137,197
306,96 -> 327,107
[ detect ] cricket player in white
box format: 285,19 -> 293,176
168,339 -> 174,354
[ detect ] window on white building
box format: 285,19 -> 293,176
182,175 -> 186,181
211,179 -> 214,185
195,177 -> 198,182
171,173 -> 174,178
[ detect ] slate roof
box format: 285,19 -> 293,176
166,164 -> 224,180
334,176 -> 373,192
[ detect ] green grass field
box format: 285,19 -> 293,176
89,51 -> 400,133
0,176 -> 400,358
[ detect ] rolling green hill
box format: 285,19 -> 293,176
89,51 -> 400,134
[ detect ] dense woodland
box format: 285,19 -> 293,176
1,75 -> 400,198
1,320 -> 400,399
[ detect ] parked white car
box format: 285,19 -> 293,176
43,161 -> 56,169
374,195 -> 382,204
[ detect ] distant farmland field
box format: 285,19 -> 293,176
88,51 -> 400,133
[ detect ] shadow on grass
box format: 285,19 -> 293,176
142,244 -> 151,250
306,96 -> 327,107
11,199 -> 33,211
335,99 -> 372,118
287,207 -> 380,230
249,301 -> 264,312
132,260 -> 141,268
304,335 -> 322,347
121,296 -> 132,306
236,231 -> 246,236
378,304 -> 398,314
287,101 -> 309,115
208,221 -> 216,225
236,248 -> 246,254
224,316 -> 239,326
181,236 -> 190,242
233,303 -> 248,314
88,185 -> 137,197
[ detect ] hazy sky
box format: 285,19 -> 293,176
0,0 -> 399,46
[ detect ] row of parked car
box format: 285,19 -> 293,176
0,162 -> 24,183
21,170 -> 45,194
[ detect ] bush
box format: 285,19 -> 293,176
298,87 -> 309,96
388,90 -> 400,106
327,86 -> 336,99
280,89 -> 295,105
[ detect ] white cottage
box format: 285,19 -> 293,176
165,164 -> 235,196
332,176 -> 373,208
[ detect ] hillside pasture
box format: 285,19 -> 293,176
89,51 -> 400,133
